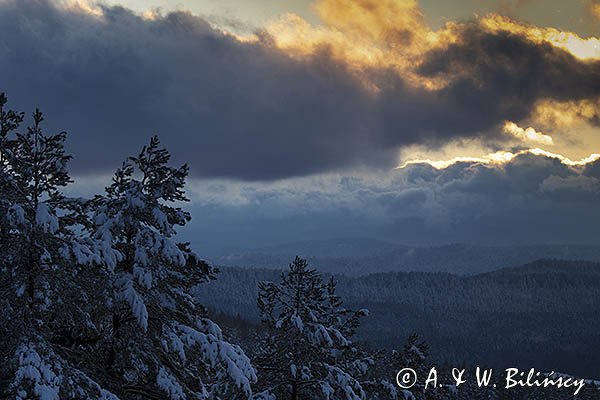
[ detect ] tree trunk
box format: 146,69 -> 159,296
290,380 -> 298,400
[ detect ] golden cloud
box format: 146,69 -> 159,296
502,121 -> 554,146
398,148 -> 600,170
262,0 -> 462,90
58,0 -> 104,17
479,14 -> 600,60
259,0 -> 600,97
66,0 -> 600,92
531,99 -> 600,129
263,0 -> 600,157
313,0 -> 428,48
589,1 -> 600,19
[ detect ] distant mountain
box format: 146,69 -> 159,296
239,237 -> 402,258
484,257 -> 600,276
210,241 -> 600,275
196,259 -> 600,378
364,243 -> 600,275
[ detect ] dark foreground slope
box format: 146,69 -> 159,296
195,259 -> 600,378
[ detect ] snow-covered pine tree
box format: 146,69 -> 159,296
93,136 -> 256,399
362,334 -> 435,400
402,334 -> 430,375
255,256 -> 369,400
0,94 -> 118,399
0,92 -> 23,267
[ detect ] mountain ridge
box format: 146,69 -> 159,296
208,240 -> 600,276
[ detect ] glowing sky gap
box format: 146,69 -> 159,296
397,149 -> 600,170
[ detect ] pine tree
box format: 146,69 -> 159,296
255,257 -> 369,400
0,94 -> 117,399
93,136 -> 256,399
402,334 -> 429,374
362,334 -> 437,400
0,92 -> 24,276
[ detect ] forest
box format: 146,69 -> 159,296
1,94 -> 599,399
198,259 -> 600,378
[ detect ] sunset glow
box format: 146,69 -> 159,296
1,0 -> 599,246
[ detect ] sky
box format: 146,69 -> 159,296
104,0 -> 600,37
1,0 -> 600,253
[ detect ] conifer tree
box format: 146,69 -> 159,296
93,136 -> 256,399
0,94 -> 117,399
255,257 -> 369,400
363,333 -> 436,400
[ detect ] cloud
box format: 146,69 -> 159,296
502,121 -> 553,145
417,24 -> 600,112
176,151 -> 600,251
264,0 -> 432,76
0,0 -> 395,179
531,99 -> 600,129
400,147 -> 600,169
540,174 -> 600,193
0,0 -> 598,180
588,1 -> 600,20
479,14 -> 600,60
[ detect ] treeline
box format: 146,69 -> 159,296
196,259 -> 600,378
212,243 -> 600,276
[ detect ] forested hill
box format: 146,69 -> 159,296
210,242 -> 600,275
195,259 -> 600,378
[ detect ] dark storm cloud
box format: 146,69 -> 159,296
373,26 -> 600,149
419,26 -> 600,105
0,0 -> 385,179
0,0 -> 599,180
